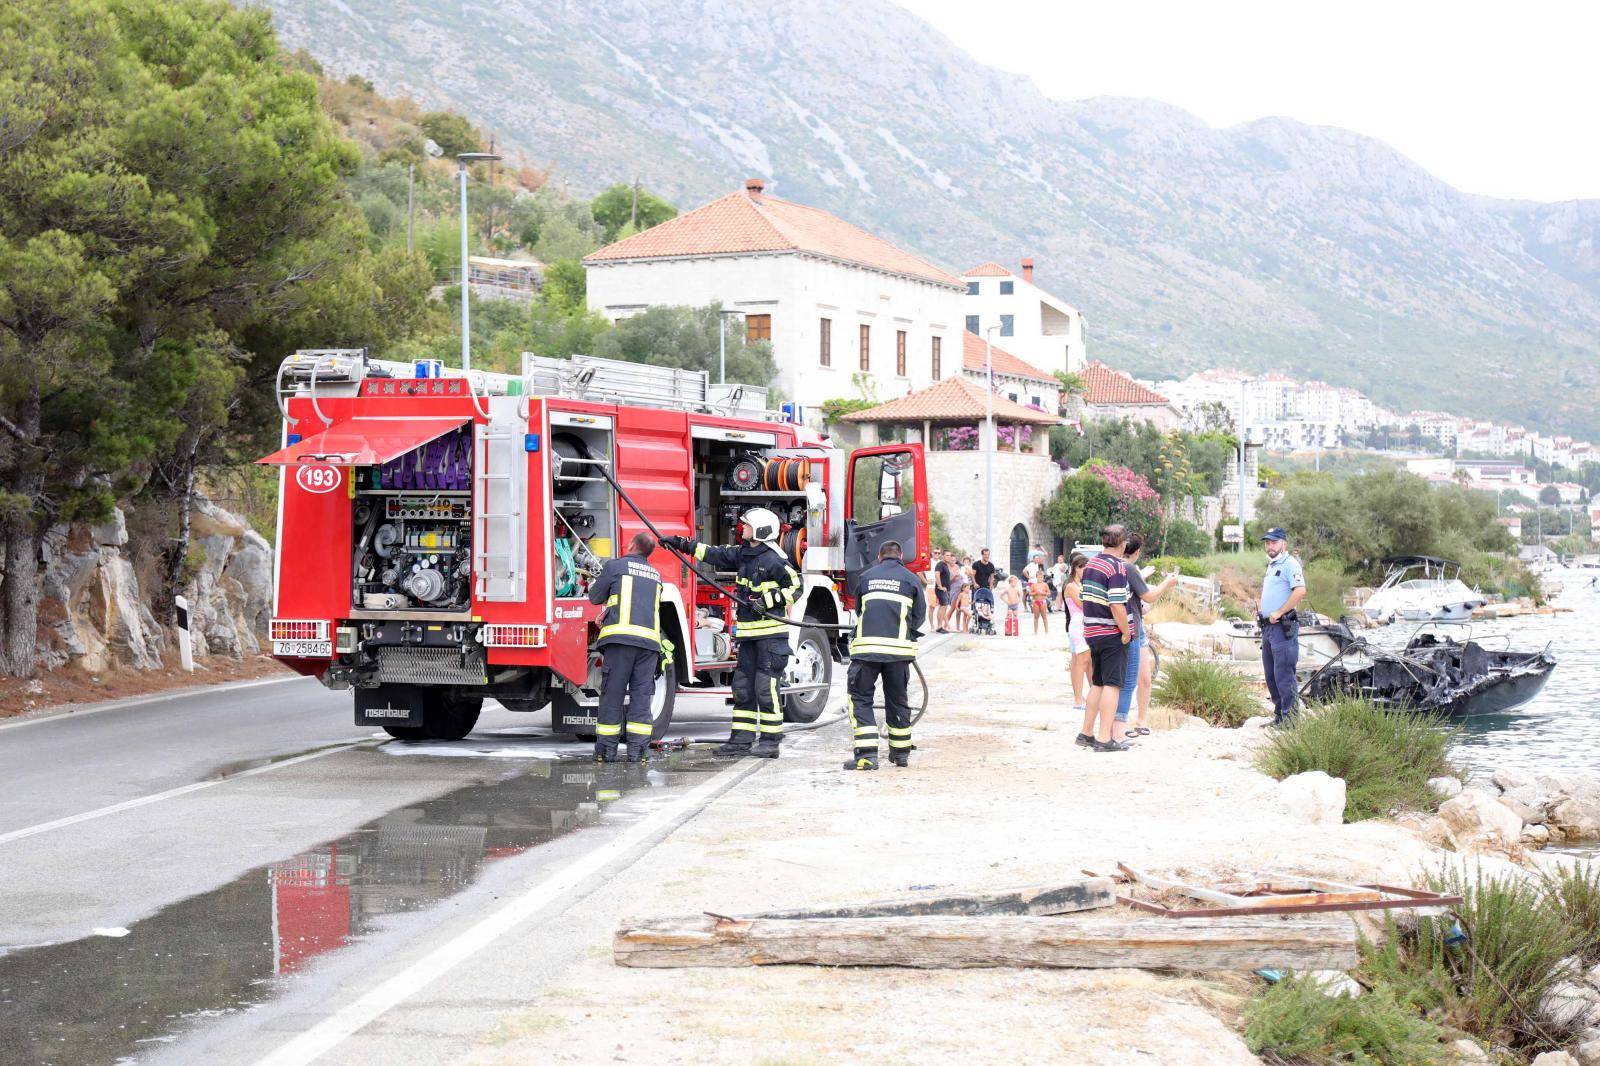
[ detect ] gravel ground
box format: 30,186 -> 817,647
463,629 -> 1440,1065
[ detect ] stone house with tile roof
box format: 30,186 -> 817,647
1078,361 -> 1181,430
958,331 -> 1064,416
583,178 -> 963,419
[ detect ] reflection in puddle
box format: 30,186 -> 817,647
0,753 -> 718,1066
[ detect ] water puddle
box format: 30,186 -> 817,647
0,750 -> 722,1066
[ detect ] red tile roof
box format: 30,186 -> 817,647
960,331 -> 1056,384
842,375 -> 1062,425
963,261 -> 1012,277
584,182 -> 962,288
1080,361 -> 1171,406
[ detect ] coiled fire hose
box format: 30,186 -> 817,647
586,460 -> 930,723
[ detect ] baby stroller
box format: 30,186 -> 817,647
971,584 -> 996,635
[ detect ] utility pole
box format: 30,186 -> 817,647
1238,379 -> 1248,553
456,151 -> 500,373
406,163 -> 415,254
985,324 -> 1000,558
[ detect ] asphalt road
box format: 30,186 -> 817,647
0,672 -> 857,1066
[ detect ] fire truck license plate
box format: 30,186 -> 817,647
273,639 -> 332,658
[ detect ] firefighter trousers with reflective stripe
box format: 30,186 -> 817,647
729,636 -> 789,746
847,659 -> 912,755
597,644 -> 657,748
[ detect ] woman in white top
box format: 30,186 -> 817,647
1059,553 -> 1090,710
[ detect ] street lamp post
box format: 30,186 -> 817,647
456,151 -> 500,373
984,324 -> 1000,558
716,308 -> 741,385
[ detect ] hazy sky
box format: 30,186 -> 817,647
896,0 -> 1599,203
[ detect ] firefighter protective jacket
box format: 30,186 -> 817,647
848,558 -> 926,661
674,538 -> 799,640
588,552 -> 663,650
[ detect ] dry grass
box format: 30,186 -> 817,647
1146,597 -> 1216,626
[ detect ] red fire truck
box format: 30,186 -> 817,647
259,350 -> 929,741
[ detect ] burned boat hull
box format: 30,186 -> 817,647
1300,633 -> 1556,719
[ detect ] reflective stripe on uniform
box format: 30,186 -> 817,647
730,707 -> 758,734
887,724 -> 912,749
733,618 -> 786,638
888,738 -> 913,749
625,721 -> 653,736
598,573 -> 662,645
596,723 -> 622,737
848,638 -> 916,658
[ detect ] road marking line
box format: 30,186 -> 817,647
0,675 -> 305,733
251,756 -> 761,1066
0,742 -> 367,846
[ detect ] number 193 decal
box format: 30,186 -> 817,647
295,464 -> 342,494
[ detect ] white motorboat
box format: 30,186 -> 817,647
1359,556 -> 1486,624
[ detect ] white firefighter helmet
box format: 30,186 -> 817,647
740,507 -> 782,546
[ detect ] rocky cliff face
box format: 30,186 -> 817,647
32,499 -> 273,673
265,0 -> 1600,436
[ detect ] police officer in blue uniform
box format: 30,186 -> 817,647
1258,527 -> 1307,725
845,540 -> 926,770
664,508 -> 799,759
588,532 -> 666,762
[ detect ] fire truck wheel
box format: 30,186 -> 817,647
422,694 -> 482,741
782,626 -> 831,723
648,666 -> 678,742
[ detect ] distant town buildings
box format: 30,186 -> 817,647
583,178 -> 963,414
1157,367 -> 1594,477
959,260 -> 1086,377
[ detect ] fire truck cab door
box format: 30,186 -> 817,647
844,443 -> 929,583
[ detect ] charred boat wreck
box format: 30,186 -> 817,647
1300,630 -> 1556,718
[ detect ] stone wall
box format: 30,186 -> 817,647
926,449 -> 1062,560
29,497 -> 273,673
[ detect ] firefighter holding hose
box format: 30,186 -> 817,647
588,531 -> 667,763
845,540 -> 926,770
664,508 -> 798,759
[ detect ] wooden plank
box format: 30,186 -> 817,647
751,879 -> 1114,920
613,914 -> 1359,971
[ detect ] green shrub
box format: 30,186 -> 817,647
1362,867 -> 1587,1056
1543,861 -> 1600,965
1147,554 -> 1208,578
1255,698 -> 1457,821
1244,975 -> 1450,1065
1151,656 -> 1261,727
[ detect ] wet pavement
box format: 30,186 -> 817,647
0,746 -> 729,1066
0,669 -> 819,1066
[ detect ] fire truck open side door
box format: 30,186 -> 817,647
844,443 -> 929,583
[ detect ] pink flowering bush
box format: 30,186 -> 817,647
939,424 -> 1033,451
1085,460 -> 1162,528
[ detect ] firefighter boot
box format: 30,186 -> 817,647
751,735 -> 782,759
713,738 -> 753,757
844,751 -> 879,771
888,748 -> 911,768
594,741 -> 618,763
624,739 -> 651,763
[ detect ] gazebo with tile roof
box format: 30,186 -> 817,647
842,377 -> 1065,562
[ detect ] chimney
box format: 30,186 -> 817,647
744,177 -> 765,201
1021,257 -> 1034,284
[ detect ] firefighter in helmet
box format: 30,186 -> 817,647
588,531 -> 666,762
845,540 -> 926,770
664,508 -> 799,758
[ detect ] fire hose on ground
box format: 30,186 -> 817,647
585,460 -> 931,727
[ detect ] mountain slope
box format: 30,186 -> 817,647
264,0 -> 1600,436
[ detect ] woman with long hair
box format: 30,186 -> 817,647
1060,553 -> 1090,711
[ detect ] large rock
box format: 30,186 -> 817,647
1449,1038 -> 1491,1064
1531,1052 -> 1580,1066
1493,767 -> 1537,792
1438,791 -> 1525,847
1429,776 -> 1464,800
1575,1035 -> 1600,1066
1536,982 -> 1600,1031
1553,794 -> 1600,842
1498,794 -> 1544,826
1279,771 -> 1347,825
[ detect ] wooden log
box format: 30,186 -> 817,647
614,913 -> 1359,971
751,878 -> 1114,920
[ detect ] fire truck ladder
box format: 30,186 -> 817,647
473,402 -> 527,602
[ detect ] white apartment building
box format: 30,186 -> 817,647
583,179 -> 963,414
960,260 -> 1086,376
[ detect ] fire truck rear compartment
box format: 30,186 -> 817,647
349,425 -> 474,615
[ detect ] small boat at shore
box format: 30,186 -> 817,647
1300,626 -> 1556,718
1358,556 -> 1486,624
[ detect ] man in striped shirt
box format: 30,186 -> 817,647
1076,524 -> 1135,752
